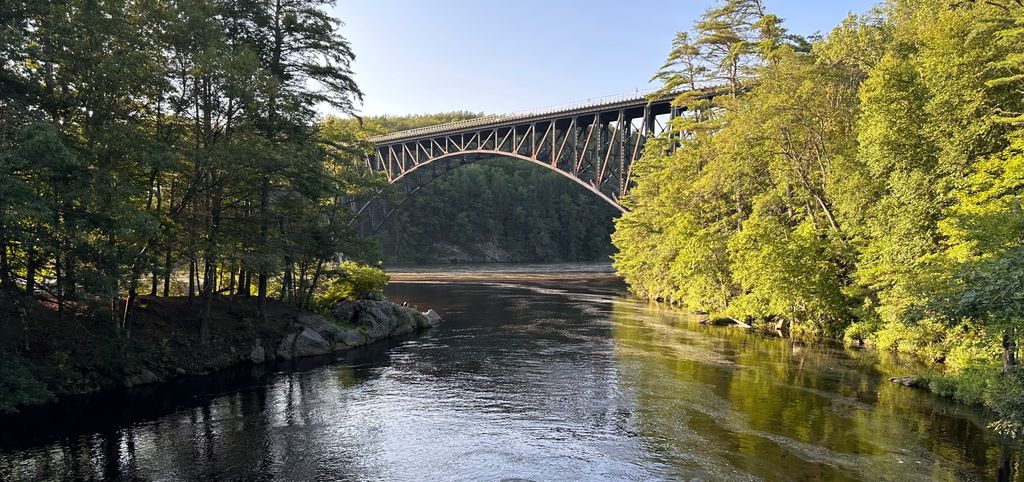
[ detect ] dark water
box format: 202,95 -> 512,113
1,264 -> 1021,481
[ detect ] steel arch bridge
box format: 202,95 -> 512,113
351,88 -> 713,235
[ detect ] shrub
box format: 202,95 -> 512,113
0,352 -> 53,413
872,318 -> 950,362
844,321 -> 876,345
316,261 -> 389,308
925,366 -> 1000,408
990,370 -> 1024,439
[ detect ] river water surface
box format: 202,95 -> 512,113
0,263 -> 1020,481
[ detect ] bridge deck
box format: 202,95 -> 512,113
368,88 -> 695,144
355,85 -> 726,235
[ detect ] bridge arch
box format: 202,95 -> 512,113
350,88 -> 722,235
352,150 -> 626,236
390,150 -> 627,212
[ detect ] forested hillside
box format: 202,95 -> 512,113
375,159 -> 619,263
613,0 -> 1024,436
336,113 -> 620,263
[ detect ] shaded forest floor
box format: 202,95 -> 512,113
0,294 -> 305,413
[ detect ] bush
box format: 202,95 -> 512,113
925,368 -> 995,405
316,261 -> 389,308
990,370 -> 1024,439
844,321 -> 877,345
0,352 -> 53,413
872,318 -> 951,362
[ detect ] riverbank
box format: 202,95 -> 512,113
0,294 -> 440,413
2,274 -> 1020,481
637,296 -> 1024,440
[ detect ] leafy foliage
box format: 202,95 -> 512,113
315,261 -> 389,307
614,0 -> 1024,436
0,0 -> 376,331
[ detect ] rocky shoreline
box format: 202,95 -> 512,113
121,299 -> 441,389
271,301 -> 441,361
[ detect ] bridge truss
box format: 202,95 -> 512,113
352,89 -> 704,235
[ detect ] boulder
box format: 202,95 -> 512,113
335,327 -> 368,349
276,301 -> 442,359
331,300 -> 442,342
359,302 -> 394,336
331,302 -> 358,324
139,369 -> 158,384
888,376 -> 924,388
276,327 -> 333,360
296,314 -> 345,343
291,327 -> 332,358
249,344 -> 266,364
421,309 -> 442,327
277,333 -> 297,360
124,368 -> 158,387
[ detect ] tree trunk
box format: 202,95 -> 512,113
228,262 -> 237,295
122,286 -> 137,337
162,247 -> 172,297
304,260 -> 324,309
25,248 -> 36,296
200,187 -> 222,344
998,443 -> 1015,482
200,262 -> 214,343
188,258 -> 196,301
64,255 -> 76,299
0,237 -> 10,291
281,257 -> 293,303
256,176 -> 270,319
238,268 -> 249,297
56,251 -> 64,322
1003,330 -> 1017,374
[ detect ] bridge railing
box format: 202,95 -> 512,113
369,87 -> 668,143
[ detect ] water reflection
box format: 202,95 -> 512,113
609,297 -> 1022,481
0,273 -> 1020,481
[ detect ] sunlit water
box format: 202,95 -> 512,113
0,263 -> 1020,481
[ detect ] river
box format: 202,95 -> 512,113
0,263 -> 1020,481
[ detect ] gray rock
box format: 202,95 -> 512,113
276,301 -> 443,358
421,309 -> 441,327
888,376 -> 924,387
139,369 -> 158,384
333,300 -> 442,343
331,301 -> 357,324
296,314 -> 344,342
351,302 -> 392,339
249,344 -> 266,364
338,327 -> 368,348
277,333 -> 297,360
291,327 -> 332,357
124,368 -> 158,387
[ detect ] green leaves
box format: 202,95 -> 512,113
616,0 -> 1024,438
0,0 -> 369,326
315,261 -> 389,307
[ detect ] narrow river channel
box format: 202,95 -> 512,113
1,264 -> 1020,481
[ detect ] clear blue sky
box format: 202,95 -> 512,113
330,0 -> 878,117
